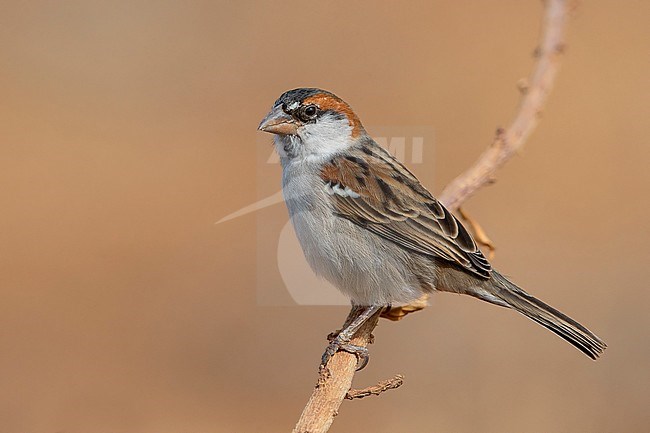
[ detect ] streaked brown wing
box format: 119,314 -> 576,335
321,144 -> 492,279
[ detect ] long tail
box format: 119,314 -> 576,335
486,271 -> 606,359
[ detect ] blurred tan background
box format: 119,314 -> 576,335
1,1 -> 648,432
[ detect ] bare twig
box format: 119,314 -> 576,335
292,1 -> 568,432
346,375 -> 404,400
439,0 -> 567,211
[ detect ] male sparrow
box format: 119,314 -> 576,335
258,88 -> 605,369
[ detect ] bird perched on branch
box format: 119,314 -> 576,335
258,88 -> 606,369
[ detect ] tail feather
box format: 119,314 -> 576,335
490,271 -> 606,360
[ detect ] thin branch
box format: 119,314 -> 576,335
345,375 -> 404,400
292,1 -> 569,432
293,307 -> 381,433
439,0 -> 568,211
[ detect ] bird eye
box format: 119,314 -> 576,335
301,105 -> 318,120
305,105 -> 317,116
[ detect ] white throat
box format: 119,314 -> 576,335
274,113 -> 354,166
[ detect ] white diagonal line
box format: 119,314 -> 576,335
215,190 -> 284,224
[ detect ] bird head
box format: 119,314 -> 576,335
258,88 -> 365,163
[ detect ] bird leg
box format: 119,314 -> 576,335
321,305 -> 384,371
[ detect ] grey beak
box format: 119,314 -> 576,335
258,105 -> 298,136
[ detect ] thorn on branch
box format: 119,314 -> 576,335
345,375 -> 405,400
492,127 -> 507,149
517,78 -> 529,95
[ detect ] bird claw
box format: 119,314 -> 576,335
321,337 -> 370,371
326,330 -> 341,342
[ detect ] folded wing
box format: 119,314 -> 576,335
320,142 -> 492,279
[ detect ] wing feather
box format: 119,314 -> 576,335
320,143 -> 492,278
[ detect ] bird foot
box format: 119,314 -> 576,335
321,336 -> 370,371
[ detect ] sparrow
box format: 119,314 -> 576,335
258,87 -> 606,369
